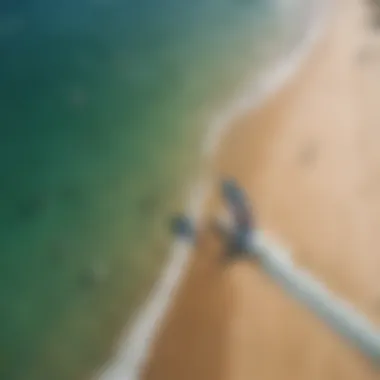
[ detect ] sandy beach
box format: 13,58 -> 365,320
142,0 -> 380,379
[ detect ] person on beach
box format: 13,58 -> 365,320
216,178 -> 255,259
170,214 -> 197,243
170,178 -> 255,261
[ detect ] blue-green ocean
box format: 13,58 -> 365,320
0,0 -> 313,379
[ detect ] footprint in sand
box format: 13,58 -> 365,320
298,140 -> 319,167
357,48 -> 371,64
356,45 -> 380,64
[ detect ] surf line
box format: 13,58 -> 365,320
97,0 -> 333,379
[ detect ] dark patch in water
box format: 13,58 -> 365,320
77,270 -> 97,290
67,85 -> 88,108
77,262 -> 109,290
0,0 -> 29,13
17,194 -> 48,220
48,240 -> 68,264
60,185 -> 84,205
138,193 -> 159,215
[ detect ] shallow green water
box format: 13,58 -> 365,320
0,1 -> 312,379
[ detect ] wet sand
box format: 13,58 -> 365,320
142,0 -> 380,379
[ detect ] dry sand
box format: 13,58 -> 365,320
142,0 -> 380,379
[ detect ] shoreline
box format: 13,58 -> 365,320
213,0 -> 380,378
97,1 -> 333,379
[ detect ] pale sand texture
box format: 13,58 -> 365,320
142,0 -> 380,379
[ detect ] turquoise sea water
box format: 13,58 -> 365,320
0,1 -> 313,379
